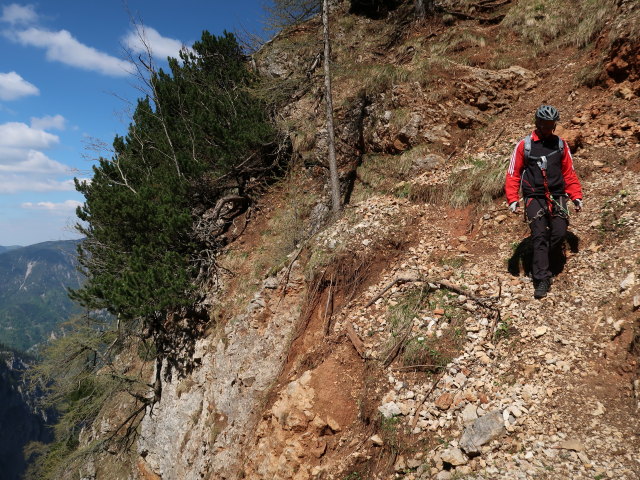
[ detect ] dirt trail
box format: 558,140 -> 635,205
239,10 -> 640,478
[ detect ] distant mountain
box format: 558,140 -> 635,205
0,240 -> 84,352
0,246 -> 22,254
0,347 -> 53,480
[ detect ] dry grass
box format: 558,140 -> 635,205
502,0 -> 617,48
351,151 -> 414,203
410,155 -> 506,208
430,31 -> 487,57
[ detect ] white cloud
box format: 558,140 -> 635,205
0,176 -> 75,193
31,114 -> 65,130
0,71 -> 39,100
21,199 -> 82,211
0,121 -> 58,149
0,3 -> 37,25
0,149 -> 68,173
11,27 -> 134,77
124,26 -> 186,60
0,121 -> 76,193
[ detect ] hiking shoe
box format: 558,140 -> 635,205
534,278 -> 551,299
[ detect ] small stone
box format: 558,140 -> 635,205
370,434 -> 384,446
440,447 -> 467,466
557,439 -> 585,452
495,214 -> 507,223
311,439 -> 327,458
533,326 -> 548,337
326,416 -> 341,433
263,277 -> 279,289
620,272 -> 635,291
591,402 -> 605,416
378,402 -> 402,418
435,393 -> 454,410
394,455 -> 407,472
461,404 -> 478,424
577,452 -> 590,465
634,295 -> 640,311
435,471 -> 452,480
508,405 -> 523,417
459,410 -> 506,454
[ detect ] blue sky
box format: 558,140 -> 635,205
0,1 -> 265,246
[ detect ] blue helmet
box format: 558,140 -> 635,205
535,105 -> 560,122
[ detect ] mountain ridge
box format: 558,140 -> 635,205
0,239 -> 83,352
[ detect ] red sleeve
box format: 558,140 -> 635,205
505,140 -> 525,204
560,140 -> 583,200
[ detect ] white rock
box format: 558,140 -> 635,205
461,404 -> 478,424
591,402 -> 605,416
440,447 -> 467,466
378,402 -> 402,418
533,326 -> 548,337
620,272 -> 635,291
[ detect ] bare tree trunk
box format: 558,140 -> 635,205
415,0 -> 435,17
322,0 -> 341,214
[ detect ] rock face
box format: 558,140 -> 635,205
0,352 -> 52,480
137,268 -> 306,480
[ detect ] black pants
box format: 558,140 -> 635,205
525,196 -> 568,281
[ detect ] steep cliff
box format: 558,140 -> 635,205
66,1 -> 640,479
0,350 -> 52,480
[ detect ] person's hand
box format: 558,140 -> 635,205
573,198 -> 583,212
509,201 -> 519,214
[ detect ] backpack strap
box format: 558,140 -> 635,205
524,134 -> 564,166
523,134 -> 532,164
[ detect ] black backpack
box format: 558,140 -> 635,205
523,134 -> 564,171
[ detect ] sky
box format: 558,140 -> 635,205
0,1 -> 266,246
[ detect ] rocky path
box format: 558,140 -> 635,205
332,146 -> 640,479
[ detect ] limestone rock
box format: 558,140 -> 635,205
459,410 -> 506,454
620,272 -> 635,291
440,447 -> 468,466
378,401 -> 402,418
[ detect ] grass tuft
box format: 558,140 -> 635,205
410,156 -> 506,208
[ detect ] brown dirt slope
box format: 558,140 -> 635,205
231,1 -> 640,479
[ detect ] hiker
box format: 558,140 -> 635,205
505,105 -> 583,299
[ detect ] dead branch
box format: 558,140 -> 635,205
392,364 -> 442,372
411,368 -> 448,428
323,273 -> 335,335
365,271 -> 420,308
486,126 -> 505,149
383,321 -> 413,368
346,323 -> 366,358
366,273 -> 496,311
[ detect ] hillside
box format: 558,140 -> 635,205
0,240 -> 83,351
40,1 -> 640,479
0,349 -> 52,480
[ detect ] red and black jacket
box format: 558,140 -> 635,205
505,130 -> 582,205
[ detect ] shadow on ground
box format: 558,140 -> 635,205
508,232 -> 580,277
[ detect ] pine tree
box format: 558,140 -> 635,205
73,31 -> 275,333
